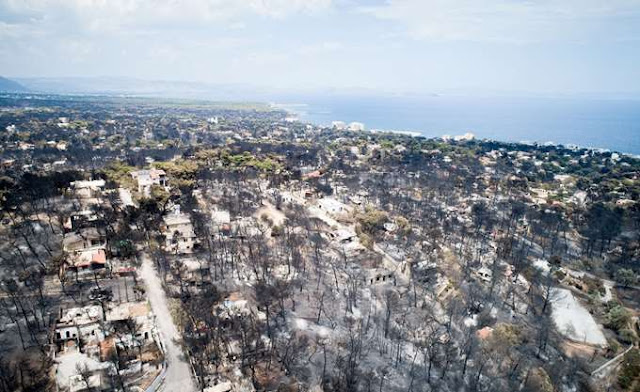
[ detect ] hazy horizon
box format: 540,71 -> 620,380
5,75 -> 640,102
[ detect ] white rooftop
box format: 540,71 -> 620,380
58,305 -> 103,326
55,350 -> 112,391
204,381 -> 232,392
163,213 -> 193,227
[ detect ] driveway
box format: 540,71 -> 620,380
139,253 -> 197,392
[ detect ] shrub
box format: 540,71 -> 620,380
619,329 -> 638,345
395,216 -> 411,235
605,304 -> 631,332
524,367 -> 553,392
357,232 -> 373,249
356,206 -> 388,235
615,268 -> 638,288
618,349 -> 640,390
553,269 -> 566,281
492,323 -> 523,346
271,225 -> 283,237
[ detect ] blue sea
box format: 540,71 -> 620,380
277,95 -> 640,155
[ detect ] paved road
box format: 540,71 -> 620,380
139,253 -> 196,392
591,344 -> 634,378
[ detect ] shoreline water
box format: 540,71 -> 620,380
274,95 -> 640,156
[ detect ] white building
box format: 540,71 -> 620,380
211,209 -> 231,232
204,381 -> 233,392
70,179 -> 106,199
163,212 -> 197,254
316,197 -> 351,217
475,266 -> 492,283
348,122 -> 365,131
366,268 -> 395,285
331,121 -> 346,130
130,168 -> 167,196
55,305 -> 104,345
453,132 -> 475,141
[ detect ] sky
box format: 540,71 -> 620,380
1,0 -> 640,96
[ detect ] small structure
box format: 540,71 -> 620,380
204,381 -> 233,392
211,209 -> 231,232
229,217 -> 262,238
616,199 -> 636,207
476,326 -> 494,340
70,179 -> 105,199
176,257 -> 210,286
383,222 -> 397,233
106,302 -> 156,347
53,301 -> 161,392
220,292 -> 250,317
63,227 -> 106,253
529,187 -> 553,205
67,248 -> 107,275
316,197 -> 350,217
348,122 -> 365,131
330,229 -> 357,244
64,209 -> 100,231
162,212 -> 197,254
62,228 -> 109,277
304,170 -> 323,180
475,266 -> 492,283
130,168 -> 167,195
366,268 -> 394,285
56,350 -> 112,392
54,305 -> 104,348
349,195 -> 364,205
433,275 -> 453,299
331,121 -> 346,130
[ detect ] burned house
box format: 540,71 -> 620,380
70,179 -> 106,199
62,227 -> 109,277
130,168 -> 167,195
162,210 -> 198,254
366,267 -> 395,285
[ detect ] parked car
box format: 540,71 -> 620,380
89,288 -> 113,301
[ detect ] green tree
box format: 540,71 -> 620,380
605,304 -> 631,332
615,268 -> 637,288
618,348 -> 640,390
524,367 -> 553,392
356,206 -> 388,235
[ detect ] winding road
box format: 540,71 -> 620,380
139,253 -> 197,392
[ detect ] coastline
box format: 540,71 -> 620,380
273,97 -> 640,157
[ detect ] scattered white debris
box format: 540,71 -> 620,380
601,281 -> 614,303
464,315 -> 478,327
533,258 -> 551,275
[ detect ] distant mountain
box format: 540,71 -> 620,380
0,76 -> 28,92
15,76 -> 279,101
12,76 -> 423,102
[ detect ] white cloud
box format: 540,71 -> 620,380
299,41 -> 344,56
246,0 -> 332,18
245,50 -> 289,65
360,0 -> 640,43
0,0 -> 333,33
